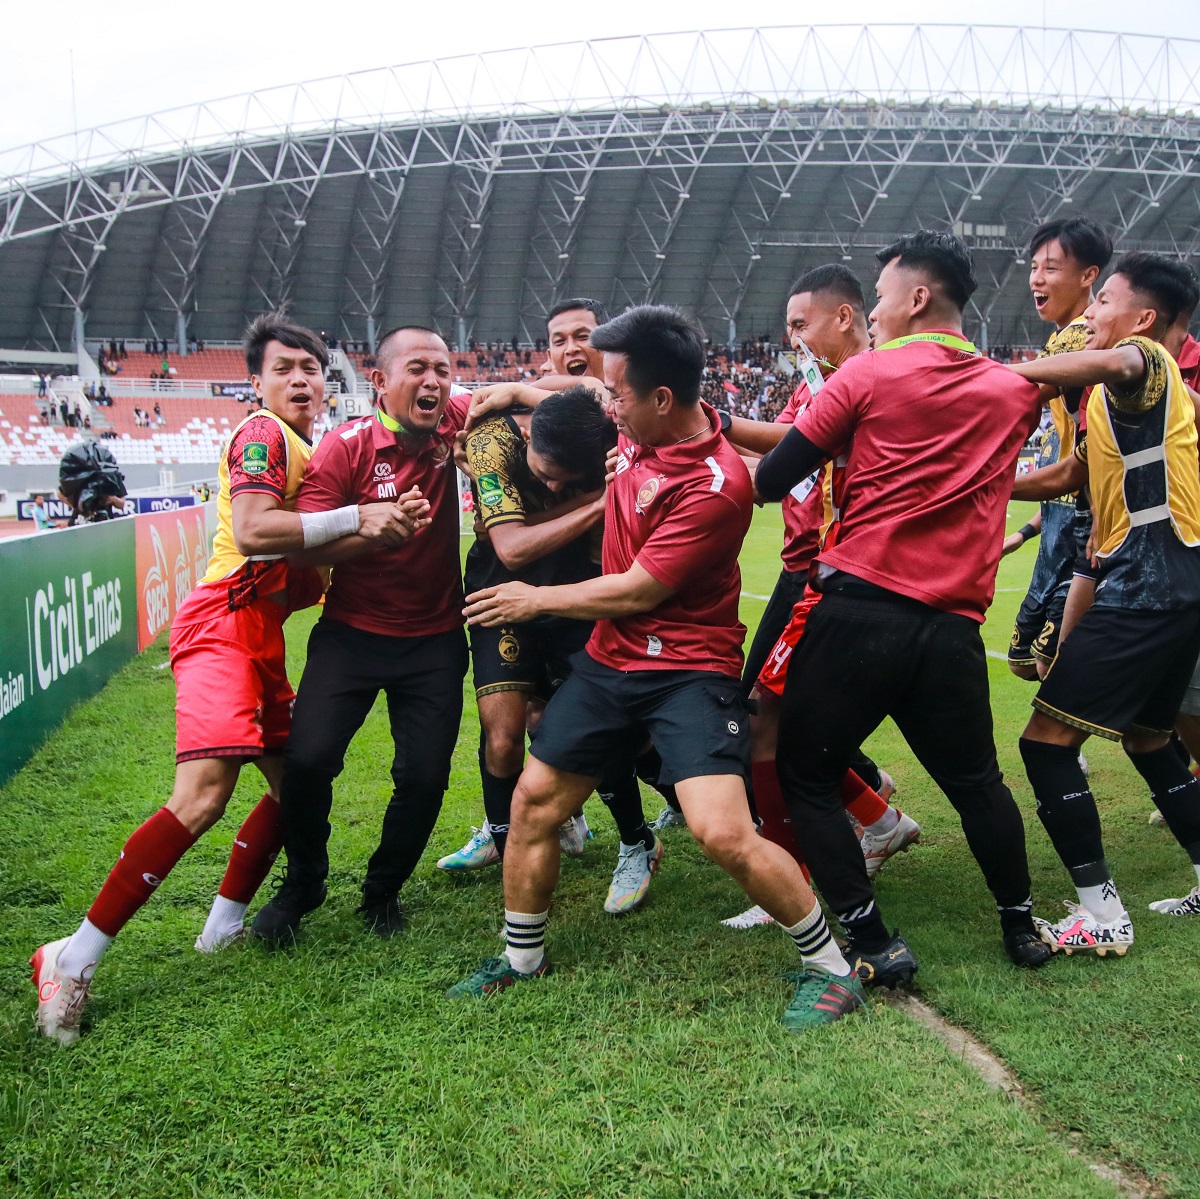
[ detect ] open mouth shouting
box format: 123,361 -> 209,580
415,395 -> 441,414
564,357 -> 589,376
1032,291 -> 1050,312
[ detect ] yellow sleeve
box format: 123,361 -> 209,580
1039,322 -> 1090,358
1107,336 -> 1170,415
465,417 -> 526,529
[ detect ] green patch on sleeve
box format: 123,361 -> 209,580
241,442 -> 270,474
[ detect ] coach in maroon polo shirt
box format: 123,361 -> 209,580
253,326 -> 470,943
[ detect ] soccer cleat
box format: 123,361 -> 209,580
875,769 -> 897,803
650,805 -> 687,832
436,826 -> 500,872
1148,809 -> 1166,826
1034,902 -> 1134,956
603,837 -> 664,915
781,968 -> 867,1032
194,928 -> 245,955
1148,885 -> 1200,916
1003,929 -> 1054,969
30,938 -> 92,1046
861,811 -> 921,880
558,813 -> 590,858
851,931 -> 918,988
250,877 -> 327,946
446,954 -> 551,999
720,904 -> 776,930
358,891 -> 406,938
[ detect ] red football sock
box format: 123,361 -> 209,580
840,770 -> 888,827
86,807 -> 198,936
218,793 -> 283,904
751,760 -> 808,875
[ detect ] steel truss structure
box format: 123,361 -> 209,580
2,24 -> 1199,351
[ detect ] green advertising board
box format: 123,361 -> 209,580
0,522 -> 138,785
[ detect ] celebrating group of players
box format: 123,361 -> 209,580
30,215 -> 1200,1044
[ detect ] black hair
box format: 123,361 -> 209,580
375,325 -> 446,371
1029,218 -> 1113,272
243,310 -> 329,376
529,385 -> 617,482
588,305 -> 705,405
790,263 -> 865,310
547,297 -> 610,327
1112,252 -> 1200,329
875,230 -> 978,311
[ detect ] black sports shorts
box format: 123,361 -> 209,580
530,651 -> 751,785
470,616 -> 591,701
1009,581 -> 1070,667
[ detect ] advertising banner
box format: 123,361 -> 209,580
120,495 -> 198,517
15,497 -> 74,521
135,502 -> 217,651
0,520 -> 137,785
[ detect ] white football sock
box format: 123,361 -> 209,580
863,807 -> 900,837
781,905 -> 852,976
1076,879 -> 1126,924
504,909 -> 548,973
57,918 -> 113,980
199,895 -> 248,946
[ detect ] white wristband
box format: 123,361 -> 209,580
300,504 -> 361,548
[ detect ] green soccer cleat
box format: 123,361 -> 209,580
781,967 -> 867,1032
446,955 -> 551,999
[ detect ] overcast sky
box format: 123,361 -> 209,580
2,1 -> 1194,153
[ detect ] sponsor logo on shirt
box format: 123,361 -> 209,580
614,448 -> 634,475
646,634 -> 662,657
378,481 -> 398,499
478,472 -> 504,507
374,462 -> 394,479
241,442 -> 269,475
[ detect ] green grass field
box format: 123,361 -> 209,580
2,504 -> 1197,1198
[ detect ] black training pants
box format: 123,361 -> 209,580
775,590 -> 1032,938
280,618 -> 468,895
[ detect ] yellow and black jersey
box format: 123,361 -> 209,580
1087,335 -> 1200,610
463,413 -> 600,593
1041,317 -> 1089,464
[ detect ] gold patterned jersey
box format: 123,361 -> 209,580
1087,335 -> 1200,609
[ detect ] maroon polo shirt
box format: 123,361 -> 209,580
296,394 -> 470,638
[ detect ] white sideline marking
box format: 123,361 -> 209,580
741,591 -> 772,601
986,650 -> 1008,662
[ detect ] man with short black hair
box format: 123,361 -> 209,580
448,305 -> 868,1031
251,326 -> 474,944
31,313 -> 418,1043
756,231 -> 1051,982
1013,253 -> 1200,946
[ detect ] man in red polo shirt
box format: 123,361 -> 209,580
755,230 -> 1053,984
446,305 -> 868,1032
252,326 -> 471,943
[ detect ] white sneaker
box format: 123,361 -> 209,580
861,811 -> 921,880
30,937 -> 92,1045
194,928 -> 245,954
650,806 -> 687,832
604,838 -> 664,914
1148,885 -> 1200,916
437,826 -> 501,871
558,813 -> 591,858
720,904 -> 775,930
1034,901 -> 1134,956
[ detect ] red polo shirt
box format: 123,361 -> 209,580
1178,334 -> 1200,391
587,403 -> 753,678
775,381 -> 827,574
296,395 -> 470,637
794,334 -> 1041,621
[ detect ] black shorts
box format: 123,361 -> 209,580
1009,582 -> 1070,667
530,651 -> 751,785
1033,605 -> 1200,740
470,617 -> 592,700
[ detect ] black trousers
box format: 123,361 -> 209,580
744,567 -> 883,790
280,619 -> 468,896
776,589 -> 1033,939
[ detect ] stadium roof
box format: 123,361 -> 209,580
2,24 -> 1199,352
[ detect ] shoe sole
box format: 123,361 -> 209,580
1039,932 -> 1132,957
864,833 -> 920,880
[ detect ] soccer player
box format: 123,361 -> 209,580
251,326 -> 472,944
1013,253 -> 1200,946
440,385 -> 663,913
31,313 -> 418,1044
755,231 -> 1053,984
448,305 -> 868,1031
1008,218 -> 1112,681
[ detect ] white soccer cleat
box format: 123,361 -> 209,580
437,826 -> 501,872
1034,901 -> 1134,956
650,805 -> 687,832
604,837 -> 664,915
861,811 -> 921,880
558,813 -> 591,858
30,937 -> 92,1046
1148,885 -> 1200,916
720,904 -> 776,930
194,928 -> 245,954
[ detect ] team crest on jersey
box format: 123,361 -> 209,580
242,442 -> 269,474
636,474 -> 665,514
646,634 -> 663,657
499,632 -> 520,663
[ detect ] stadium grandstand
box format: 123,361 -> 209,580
1,22 -> 1198,495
